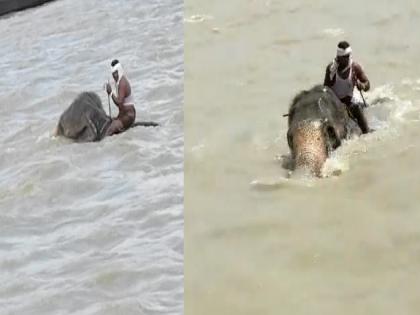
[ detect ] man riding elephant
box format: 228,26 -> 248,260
54,90 -> 159,142
105,59 -> 137,136
323,41 -> 372,134
286,85 -> 361,176
54,59 -> 159,142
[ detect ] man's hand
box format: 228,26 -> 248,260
106,83 -> 112,95
356,80 -> 367,91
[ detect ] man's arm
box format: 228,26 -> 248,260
111,79 -> 127,107
354,62 -> 370,92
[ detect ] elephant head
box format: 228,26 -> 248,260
56,92 -> 111,142
286,85 -> 352,177
287,119 -> 342,176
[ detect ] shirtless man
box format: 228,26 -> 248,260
106,59 -> 136,135
324,41 -> 371,134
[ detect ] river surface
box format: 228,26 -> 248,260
0,0 -> 183,314
185,1 -> 420,314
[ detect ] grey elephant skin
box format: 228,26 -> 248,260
56,92 -> 111,142
286,85 -> 361,176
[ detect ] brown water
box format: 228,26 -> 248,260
0,1 -> 183,314
185,1 -> 420,314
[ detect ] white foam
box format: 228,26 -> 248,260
184,15 -> 214,24
36,131 -> 51,143
367,84 -> 417,124
322,153 -> 350,177
250,175 -> 315,190
324,82 -> 420,176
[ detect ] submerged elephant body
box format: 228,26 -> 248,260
287,85 -> 361,176
56,92 -> 111,142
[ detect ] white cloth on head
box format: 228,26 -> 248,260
112,63 -> 124,85
337,46 -> 352,57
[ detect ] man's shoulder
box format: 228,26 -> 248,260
120,76 -> 131,87
352,61 -> 364,72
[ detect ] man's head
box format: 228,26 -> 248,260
336,41 -> 352,69
111,59 -> 123,82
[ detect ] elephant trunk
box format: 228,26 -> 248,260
290,121 -> 329,177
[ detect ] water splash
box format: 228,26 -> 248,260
321,83 -> 420,177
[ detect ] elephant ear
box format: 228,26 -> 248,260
287,129 -> 293,149
323,123 -> 341,152
287,108 -> 295,127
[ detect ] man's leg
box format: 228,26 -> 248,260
116,107 -> 136,132
349,104 -> 369,134
106,119 -> 124,136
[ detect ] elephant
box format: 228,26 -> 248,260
55,91 -> 159,142
286,85 -> 361,177
55,92 -> 112,142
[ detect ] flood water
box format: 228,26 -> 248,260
0,0 -> 183,314
185,1 -> 420,314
